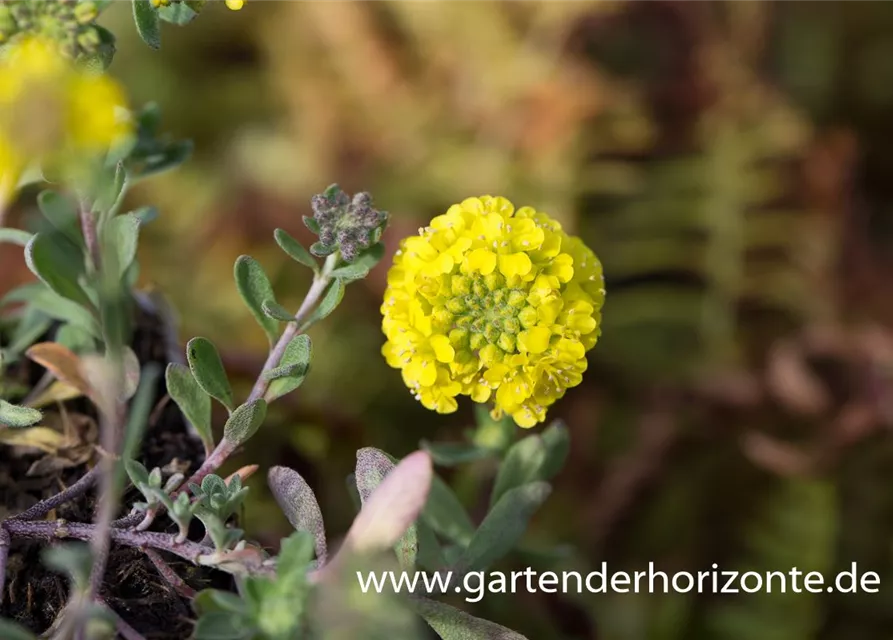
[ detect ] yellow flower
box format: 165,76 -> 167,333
225,0 -> 245,10
0,36 -> 132,200
381,196 -> 605,428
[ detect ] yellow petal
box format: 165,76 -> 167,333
464,249 -> 497,275
518,326 -> 551,354
498,252 -> 532,279
429,335 -> 455,363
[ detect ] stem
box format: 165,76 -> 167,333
178,255 -> 337,489
144,548 -> 197,599
3,519 -> 213,565
78,198 -> 102,272
11,466 -> 100,521
112,610 -> 147,640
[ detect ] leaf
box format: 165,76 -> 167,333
26,343 -> 96,404
131,206 -> 158,224
37,190 -> 81,246
309,242 -> 336,257
274,228 -> 318,272
122,363 -> 162,463
234,256 -> 280,345
265,335 -> 312,402
0,400 -> 42,428
24,232 -> 92,310
330,262 -> 369,283
0,426 -> 68,454
132,0 -> 161,50
108,213 -> 141,278
0,619 -> 37,640
302,279 -> 344,329
166,363 -> 213,453
352,242 -> 386,272
187,337 -> 234,411
43,542 -> 93,591
422,440 -> 493,466
456,482 -> 551,572
222,399 -> 267,447
261,299 -> 293,322
268,466 -> 327,564
192,612 -> 253,640
0,228 -> 33,246
302,216 -> 320,234
1,283 -> 101,339
125,459 -> 151,488
344,451 -> 432,555
539,420 -> 571,480
415,519 -> 446,572
422,473 -> 476,546
158,1 -> 198,24
193,589 -> 247,616
410,597 -> 529,640
55,323 -> 97,353
490,434 -> 547,508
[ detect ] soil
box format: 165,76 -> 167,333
0,297 -> 235,639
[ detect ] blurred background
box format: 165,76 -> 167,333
5,1 -> 893,638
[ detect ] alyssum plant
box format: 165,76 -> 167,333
0,2 -> 605,639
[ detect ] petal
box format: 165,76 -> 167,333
429,334 -> 455,363
498,252 -> 532,279
518,326 -> 551,354
464,249 -> 497,275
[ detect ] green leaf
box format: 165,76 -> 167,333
309,242 -> 336,257
422,440 -> 493,467
415,519 -> 447,572
132,140 -> 193,179
132,0 -> 161,50
352,242 -> 386,272
37,190 -> 81,246
108,213 -> 141,278
186,337 -> 234,411
457,482 -> 551,572
193,589 -> 247,616
330,262 -> 369,283
410,597 -> 529,640
261,299 -> 294,322
302,216 -> 320,235
0,400 -> 42,428
276,529 -> 316,578
490,434 -> 547,508
422,473 -> 476,546
265,334 -> 312,402
131,206 -> 159,225
158,1 -> 198,24
268,466 -> 327,564
274,228 -> 318,272
1,283 -> 101,339
234,256 -> 280,345
55,323 -> 96,353
43,543 -> 93,592
222,399 -> 267,447
166,363 -> 213,453
0,619 -> 37,640
539,420 -> 571,480
24,232 -> 92,310
193,612 -> 253,640
125,459 -> 150,488
80,25 -> 116,72
0,228 -> 33,246
302,279 -> 344,329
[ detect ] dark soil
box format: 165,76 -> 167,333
1,297 -> 235,639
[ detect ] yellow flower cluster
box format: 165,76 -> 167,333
381,196 -> 605,427
0,37 -> 131,199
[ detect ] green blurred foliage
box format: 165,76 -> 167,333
6,1 -> 893,638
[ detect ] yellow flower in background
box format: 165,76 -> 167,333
225,0 -> 245,11
0,36 -> 132,201
381,196 -> 605,428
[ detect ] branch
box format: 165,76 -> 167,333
78,199 -> 101,272
0,528 -> 9,604
144,548 -> 196,599
11,466 -> 100,521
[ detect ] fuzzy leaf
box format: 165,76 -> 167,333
265,335 -> 311,402
410,597 -> 529,640
309,241 -> 336,257
108,213 -> 141,278
261,299 -> 294,322
539,420 -> 571,480
268,466 -> 327,564
330,262 -> 369,283
24,232 -> 92,309
0,228 -> 32,246
303,279 -> 344,329
422,473 -> 477,546
457,482 -> 551,572
187,337 -> 234,411
422,440 -> 493,466
345,450 -> 432,555
132,0 -> 161,50
0,400 -> 42,428
490,434 -> 548,507
352,242 -> 386,272
37,191 -> 81,245
125,459 -> 151,488
2,283 -> 101,339
274,228 -> 318,272
302,216 -> 320,235
234,256 -> 280,345
158,1 -> 198,24
166,363 -> 213,453
222,399 -> 267,447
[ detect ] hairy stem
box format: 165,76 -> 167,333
3,519 -> 213,564
11,466 -> 100,521
145,548 -> 197,599
78,199 -> 102,272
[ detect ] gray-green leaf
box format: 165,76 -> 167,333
166,363 -> 213,453
192,612 -> 253,640
222,399 -> 267,447
265,334 -> 311,402
0,400 -> 42,428
302,279 -> 344,329
158,1 -> 197,24
268,466 -> 327,565
108,213 -> 141,278
261,299 -> 294,322
330,262 -> 369,283
539,420 -> 570,480
24,232 -> 92,310
274,228 -> 318,272
132,0 -> 161,50
410,597 -> 529,640
37,190 -> 81,246
456,482 -> 551,572
490,434 -> 547,508
234,256 -> 280,345
186,337 -> 234,411
422,440 -> 493,467
0,228 -> 33,246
